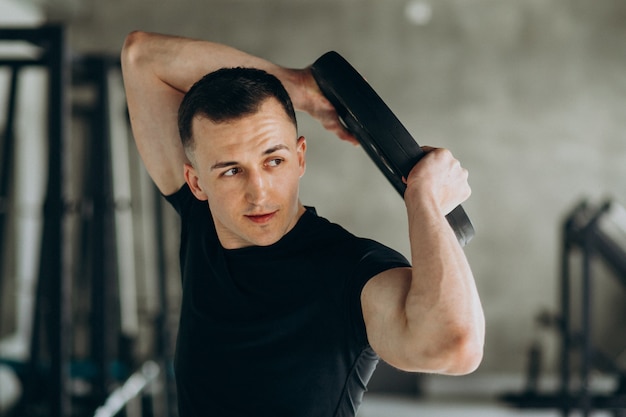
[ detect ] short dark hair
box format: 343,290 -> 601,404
178,67 -> 297,157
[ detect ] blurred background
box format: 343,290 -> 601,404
0,0 -> 625,416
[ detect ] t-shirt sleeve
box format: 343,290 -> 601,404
163,183 -> 194,217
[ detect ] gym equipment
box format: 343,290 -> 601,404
93,361 -> 160,417
0,65 -> 48,364
0,65 -> 18,271
72,55 -> 174,417
0,365 -> 22,413
0,25 -> 70,417
559,200 -> 626,417
502,199 -> 626,417
1,27 -> 175,417
107,63 -> 140,341
310,51 -> 474,246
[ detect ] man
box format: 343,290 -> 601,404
121,31 -> 484,417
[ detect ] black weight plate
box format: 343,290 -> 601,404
310,51 -> 475,246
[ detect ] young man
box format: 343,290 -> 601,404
121,31 -> 484,417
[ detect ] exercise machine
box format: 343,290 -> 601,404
503,198 -> 626,416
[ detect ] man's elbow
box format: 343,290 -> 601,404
441,329 -> 484,375
403,326 -> 484,375
121,30 -> 149,68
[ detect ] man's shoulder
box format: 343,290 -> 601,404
300,206 -> 359,242
163,183 -> 209,219
300,207 -> 404,260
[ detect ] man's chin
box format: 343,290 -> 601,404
217,229 -> 283,249
248,232 -> 283,248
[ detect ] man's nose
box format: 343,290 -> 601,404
245,170 -> 269,203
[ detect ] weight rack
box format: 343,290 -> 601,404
1,25 -> 176,417
502,199 -> 626,417
0,25 -> 70,417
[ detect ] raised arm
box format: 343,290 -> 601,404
121,31 -> 354,194
361,147 -> 485,375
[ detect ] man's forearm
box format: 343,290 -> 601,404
403,178 -> 484,374
123,31 -> 306,106
406,200 -> 484,373
123,31 -> 354,145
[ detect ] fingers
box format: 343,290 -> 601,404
404,146 -> 471,213
313,97 -> 359,145
327,118 -> 359,145
299,67 -> 359,145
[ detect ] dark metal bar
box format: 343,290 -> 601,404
0,27 -> 58,44
0,67 -> 18,276
89,55 -> 116,405
592,202 -> 626,283
580,229 -> 593,417
45,24 -> 72,417
559,216 -> 573,417
93,361 -> 160,417
0,59 -> 47,67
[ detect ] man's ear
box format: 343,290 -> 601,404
297,136 -> 307,178
184,163 -> 209,201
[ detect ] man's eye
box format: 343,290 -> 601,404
267,158 -> 283,167
222,167 -> 241,177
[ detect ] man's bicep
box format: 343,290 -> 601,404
361,267 -> 418,370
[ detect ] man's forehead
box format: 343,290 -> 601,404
191,116 -> 296,143
193,97 -> 292,125
193,100 -> 293,130
191,110 -> 297,160
209,143 -> 293,171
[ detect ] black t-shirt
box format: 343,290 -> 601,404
165,185 -> 410,417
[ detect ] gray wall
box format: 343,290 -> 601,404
17,0 -> 626,379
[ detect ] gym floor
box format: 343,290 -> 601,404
360,367 -> 625,416
359,395 -> 614,416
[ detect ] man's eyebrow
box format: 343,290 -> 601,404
211,160 -> 238,171
263,144 -> 290,155
210,144 -> 291,171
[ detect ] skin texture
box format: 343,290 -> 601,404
121,30 -> 485,375
184,99 -> 307,249
362,147 -> 483,373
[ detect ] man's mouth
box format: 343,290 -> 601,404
245,211 -> 277,224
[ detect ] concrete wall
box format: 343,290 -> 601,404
4,0 -> 626,387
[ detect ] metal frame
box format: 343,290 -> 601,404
0,63 -> 18,268
559,201 -> 626,417
0,25 -> 71,417
2,27 -> 177,416
502,200 -> 626,416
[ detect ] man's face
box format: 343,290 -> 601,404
184,98 -> 307,249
